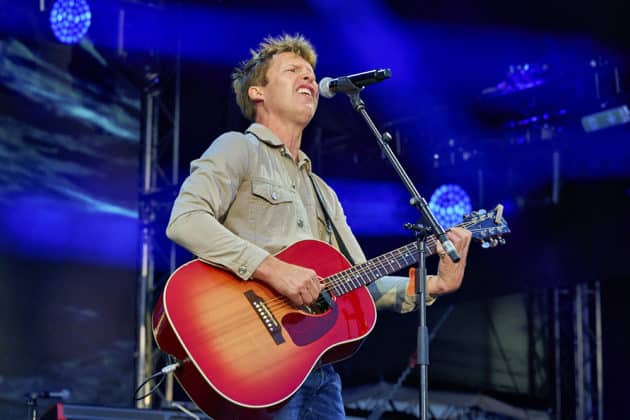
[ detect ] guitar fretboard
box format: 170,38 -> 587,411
323,212 -> 508,297
326,238 -> 436,297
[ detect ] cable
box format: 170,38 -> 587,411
133,361 -> 181,401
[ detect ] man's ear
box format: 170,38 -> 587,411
248,86 -> 264,102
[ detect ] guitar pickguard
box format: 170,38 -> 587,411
282,293 -> 339,347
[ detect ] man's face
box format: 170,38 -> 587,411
254,52 -> 319,126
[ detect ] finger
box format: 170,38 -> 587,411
298,290 -> 309,305
309,277 -> 321,298
447,228 -> 463,243
435,241 -> 447,258
448,228 -> 470,251
293,293 -> 304,306
455,227 -> 471,248
303,287 -> 317,305
296,280 -> 317,305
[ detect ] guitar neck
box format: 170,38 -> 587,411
324,207 -> 509,297
326,233 -> 442,297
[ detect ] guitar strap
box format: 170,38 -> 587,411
308,173 -> 356,266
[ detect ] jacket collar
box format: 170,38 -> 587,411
246,123 -> 312,171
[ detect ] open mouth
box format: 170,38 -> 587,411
296,85 -> 314,97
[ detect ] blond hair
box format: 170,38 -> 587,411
232,33 -> 317,121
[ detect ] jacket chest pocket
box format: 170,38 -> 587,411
249,180 -> 296,243
252,180 -> 293,205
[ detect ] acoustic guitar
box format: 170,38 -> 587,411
152,205 -> 510,419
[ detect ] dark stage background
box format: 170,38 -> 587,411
1,0 -> 629,418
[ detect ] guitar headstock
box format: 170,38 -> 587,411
461,204 -> 511,248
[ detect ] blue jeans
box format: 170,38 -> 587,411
273,365 -> 345,420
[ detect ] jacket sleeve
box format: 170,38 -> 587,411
368,275 -> 436,313
166,132 -> 269,280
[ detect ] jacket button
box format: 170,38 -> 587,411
238,266 -> 247,276
271,191 -> 278,200
297,218 -> 304,228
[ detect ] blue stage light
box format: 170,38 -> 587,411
49,0 -> 92,44
429,184 -> 472,228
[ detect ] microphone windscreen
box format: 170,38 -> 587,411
318,77 -> 335,99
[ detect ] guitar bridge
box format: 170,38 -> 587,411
244,290 -> 285,345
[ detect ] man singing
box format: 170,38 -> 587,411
166,33 -> 471,419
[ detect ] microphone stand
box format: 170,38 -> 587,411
337,81 -> 460,420
25,393 -> 38,420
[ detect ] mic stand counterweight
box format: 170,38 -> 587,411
341,85 -> 459,420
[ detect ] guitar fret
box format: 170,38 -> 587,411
385,256 -> 396,272
348,272 -> 357,290
351,266 -> 363,288
330,274 -> 343,296
340,276 -> 349,293
374,264 -> 383,277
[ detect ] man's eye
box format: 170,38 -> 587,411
287,68 -> 296,72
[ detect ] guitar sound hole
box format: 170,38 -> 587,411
302,300 -> 327,314
301,290 -> 334,314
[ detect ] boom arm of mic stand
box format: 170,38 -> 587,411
345,90 -> 460,263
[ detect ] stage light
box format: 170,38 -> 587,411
49,0 -> 92,44
581,105 -> 630,133
429,184 -> 472,228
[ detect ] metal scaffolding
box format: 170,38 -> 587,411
553,282 -> 603,420
136,43 -> 181,409
527,290 -> 552,402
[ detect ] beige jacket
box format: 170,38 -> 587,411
167,123 -> 431,312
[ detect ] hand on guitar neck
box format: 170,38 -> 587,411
431,227 -> 472,296
254,255 -> 325,306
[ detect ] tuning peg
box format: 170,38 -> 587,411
481,240 -> 490,249
499,237 -> 506,245
490,238 -> 498,247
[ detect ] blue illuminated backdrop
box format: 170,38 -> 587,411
0,31 -> 140,409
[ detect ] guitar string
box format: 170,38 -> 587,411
181,223 -> 500,340
261,237 -> 431,312
260,220 -> 489,311
265,222 -> 486,309
183,221 -> 489,328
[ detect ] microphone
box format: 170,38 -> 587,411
319,69 -> 392,98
